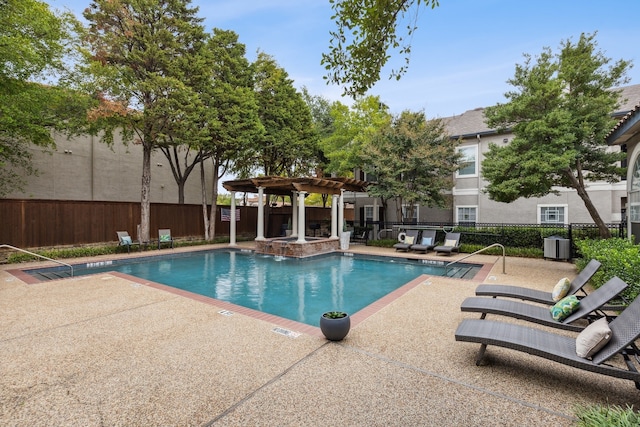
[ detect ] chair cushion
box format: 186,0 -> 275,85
575,317 -> 612,359
551,277 -> 571,302
421,237 -> 432,245
121,236 -> 132,245
160,234 -> 171,242
550,295 -> 580,321
444,239 -> 457,247
405,236 -> 415,245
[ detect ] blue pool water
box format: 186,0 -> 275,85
28,250 -> 478,327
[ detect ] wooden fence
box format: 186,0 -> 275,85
0,199 -> 345,249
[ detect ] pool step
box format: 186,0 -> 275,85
446,265 -> 476,279
32,270 -> 73,281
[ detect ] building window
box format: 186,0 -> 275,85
401,204 -> 418,223
364,205 -> 374,223
538,205 -> 568,224
456,206 -> 477,225
630,155 -> 640,222
457,145 -> 478,177
364,172 -> 378,182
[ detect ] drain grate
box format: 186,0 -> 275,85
272,327 -> 300,338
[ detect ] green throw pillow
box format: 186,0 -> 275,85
550,295 -> 580,321
160,234 -> 171,242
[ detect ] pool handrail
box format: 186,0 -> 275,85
446,243 -> 505,275
1,244 -> 74,277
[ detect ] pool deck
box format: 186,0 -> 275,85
1,242 -> 639,425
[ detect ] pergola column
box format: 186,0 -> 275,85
291,191 -> 298,238
229,191 -> 237,246
255,186 -> 265,241
338,189 -> 345,237
330,194 -> 338,239
296,191 -> 307,243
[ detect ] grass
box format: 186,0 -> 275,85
574,404 -> 640,427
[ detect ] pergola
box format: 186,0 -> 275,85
222,176 -> 369,245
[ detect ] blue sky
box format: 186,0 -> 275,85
46,0 -> 640,118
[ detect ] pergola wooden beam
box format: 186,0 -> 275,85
222,176 -> 368,196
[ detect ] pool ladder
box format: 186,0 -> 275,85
445,243 -> 505,276
1,244 -> 74,277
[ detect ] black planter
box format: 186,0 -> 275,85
319,312 -> 351,341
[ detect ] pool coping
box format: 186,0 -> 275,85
5,246 -> 493,338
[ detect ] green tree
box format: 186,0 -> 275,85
301,87 -> 335,206
361,110 -> 459,222
81,0 -> 209,242
322,0 -> 439,97
320,95 -> 391,176
482,33 -> 630,238
0,0 -> 89,196
200,29 -> 263,240
251,52 -> 318,177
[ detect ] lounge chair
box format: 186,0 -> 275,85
158,228 -> 174,249
433,232 -> 461,256
455,291 -> 640,390
393,229 -> 420,251
410,230 -> 437,253
116,231 -> 140,253
460,276 -> 628,332
474,259 -> 602,304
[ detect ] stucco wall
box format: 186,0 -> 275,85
6,131 -> 213,205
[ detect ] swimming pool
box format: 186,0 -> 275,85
25,250 -> 480,327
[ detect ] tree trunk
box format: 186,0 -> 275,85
177,181 -> 185,204
200,157 -> 209,240
566,168 -> 611,238
140,143 -> 152,243
207,158 -> 220,241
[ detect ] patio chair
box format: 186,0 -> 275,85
460,276 -> 628,332
116,231 -> 140,253
158,228 -> 174,249
393,229 -> 421,252
410,229 -> 437,253
433,232 -> 461,256
474,259 -> 601,304
455,291 -> 640,390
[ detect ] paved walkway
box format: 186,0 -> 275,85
1,243 -> 638,426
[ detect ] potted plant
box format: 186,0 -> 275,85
319,311 -> 351,341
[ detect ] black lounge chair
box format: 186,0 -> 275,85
474,259 -> 602,304
455,291 -> 640,390
433,232 -> 460,256
460,276 -> 628,332
393,229 -> 420,252
410,229 -> 437,253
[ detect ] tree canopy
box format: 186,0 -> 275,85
0,0 -> 89,196
361,110 -> 459,221
482,32 -> 630,237
322,0 -> 439,97
82,0 -> 209,242
320,95 -> 392,176
251,52 -> 318,177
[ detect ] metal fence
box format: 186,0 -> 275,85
364,221 -> 627,257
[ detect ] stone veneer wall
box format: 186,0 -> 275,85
255,238 -> 340,257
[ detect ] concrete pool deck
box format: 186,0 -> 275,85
1,242 -> 639,425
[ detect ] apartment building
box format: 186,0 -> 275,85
351,84 -> 640,228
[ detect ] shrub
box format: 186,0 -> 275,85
574,238 -> 640,302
